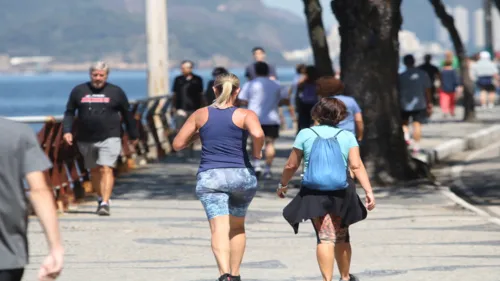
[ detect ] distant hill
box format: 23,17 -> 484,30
0,0 -> 310,66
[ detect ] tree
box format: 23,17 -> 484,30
331,0 -> 419,184
303,0 -> 335,76
429,0 -> 476,121
494,0 -> 500,13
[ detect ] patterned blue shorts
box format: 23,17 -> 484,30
196,168 -> 258,220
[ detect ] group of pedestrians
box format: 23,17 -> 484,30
170,65 -> 375,281
399,50 -> 499,153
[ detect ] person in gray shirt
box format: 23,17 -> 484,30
0,118 -> 64,281
398,54 -> 432,153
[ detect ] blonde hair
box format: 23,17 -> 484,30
213,73 -> 240,107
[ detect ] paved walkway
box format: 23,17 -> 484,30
25,111 -> 500,280
417,106 -> 500,150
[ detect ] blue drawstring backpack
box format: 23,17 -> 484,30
302,128 -> 348,191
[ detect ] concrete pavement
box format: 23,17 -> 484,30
443,141 -> 500,220
25,126 -> 500,281
417,106 -> 500,165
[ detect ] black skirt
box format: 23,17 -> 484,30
283,177 -> 368,234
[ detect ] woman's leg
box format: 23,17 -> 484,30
197,171 -> 232,277
226,168 -> 258,279
312,215 -> 336,281
229,216 -> 246,277
330,216 -> 351,281
209,215 -> 231,276
480,89 -> 487,107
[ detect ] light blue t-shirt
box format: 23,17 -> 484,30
239,77 -> 286,125
332,95 -> 361,135
293,125 -> 359,172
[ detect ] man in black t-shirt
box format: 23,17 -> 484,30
418,54 -> 440,105
63,61 -> 138,216
171,60 -> 204,156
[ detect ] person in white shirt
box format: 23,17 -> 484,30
238,62 -> 289,179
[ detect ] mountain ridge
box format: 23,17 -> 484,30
0,0 -> 310,67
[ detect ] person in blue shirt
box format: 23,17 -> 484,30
315,76 -> 364,142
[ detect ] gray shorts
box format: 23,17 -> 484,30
77,137 -> 122,169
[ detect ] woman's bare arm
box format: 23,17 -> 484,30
244,110 -> 265,159
172,110 -> 199,151
348,146 -> 375,210
280,148 -> 303,186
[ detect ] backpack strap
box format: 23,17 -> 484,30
333,129 -> 344,138
308,128 -> 320,136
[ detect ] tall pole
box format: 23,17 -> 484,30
146,0 -> 169,97
145,0 -> 169,157
485,0 -> 494,55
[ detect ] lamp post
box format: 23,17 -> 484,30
145,0 -> 170,156
146,0 -> 169,98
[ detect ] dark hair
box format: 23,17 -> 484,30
181,60 -> 194,67
316,76 -> 345,97
295,63 -> 306,74
212,66 -> 228,77
311,97 -> 348,126
305,65 -> 318,83
254,61 -> 269,76
252,47 -> 265,53
403,55 -> 415,66
424,54 -> 432,62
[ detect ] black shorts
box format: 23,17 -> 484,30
0,268 -> 24,281
261,125 -> 280,139
478,83 -> 496,92
401,110 -> 427,123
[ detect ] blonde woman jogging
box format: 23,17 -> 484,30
173,73 -> 265,281
277,97 -> 375,281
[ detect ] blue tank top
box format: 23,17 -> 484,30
198,106 -> 253,173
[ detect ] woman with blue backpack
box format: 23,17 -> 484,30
277,97 -> 376,281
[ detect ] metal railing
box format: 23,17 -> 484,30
6,95 -> 173,212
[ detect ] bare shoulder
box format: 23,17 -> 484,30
193,107 -> 209,125
235,108 -> 257,120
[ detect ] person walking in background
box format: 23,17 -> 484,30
277,98 -> 375,281
244,47 -> 278,81
287,63 -> 307,130
0,118 -> 64,281
419,54 -> 440,105
172,73 -> 265,281
171,60 -> 205,157
63,61 -> 139,216
471,51 -> 499,109
398,55 -> 433,153
440,50 -> 460,70
206,67 -> 229,104
296,65 -> 319,133
439,60 -> 461,118
238,62 -> 289,180
316,76 -> 364,142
